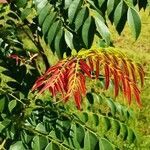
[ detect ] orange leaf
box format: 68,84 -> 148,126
73,90 -> 81,110
113,69 -> 119,97
96,59 -> 100,79
132,85 -> 141,106
79,60 -> 92,77
104,64 -> 110,89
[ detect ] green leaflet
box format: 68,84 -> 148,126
31,136 -> 49,150
127,128 -> 136,143
15,0 -> 27,8
45,142 -> 60,150
114,1 -> 127,30
84,131 -> 98,150
94,16 -> 111,45
38,4 -> 52,26
106,98 -> 116,116
75,7 -> 89,31
35,123 -> 47,134
35,0 -> 48,14
112,120 -> 120,135
70,123 -> 85,149
64,0 -> 73,9
0,96 -> 5,113
8,100 -> 17,113
47,21 -> 61,47
127,7 -> 141,39
0,119 -> 11,132
107,0 -> 115,16
64,29 -> 74,49
120,124 -> 128,141
97,0 -> 105,8
9,141 -> 26,150
42,11 -> 57,36
82,16 -> 95,48
21,8 -> 33,20
68,0 -> 83,23
99,138 -> 113,150
55,28 -> 64,59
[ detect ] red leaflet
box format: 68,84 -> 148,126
112,55 -> 119,65
113,69 -> 119,97
79,73 -> 86,96
122,58 -> 129,76
79,60 -> 92,77
120,73 -> 127,97
126,81 -> 131,105
31,80 -> 45,91
73,90 -> 81,110
137,64 -> 145,87
132,85 -> 141,106
104,64 -> 110,89
129,62 -> 136,82
96,59 -> 100,79
88,57 -> 94,71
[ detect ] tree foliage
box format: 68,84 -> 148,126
0,0 -> 148,149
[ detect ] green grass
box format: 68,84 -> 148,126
109,10 -> 150,149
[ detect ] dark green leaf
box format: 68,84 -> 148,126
103,117 -> 111,131
106,99 -> 116,116
65,29 -> 74,49
48,21 -> 61,47
36,0 -> 48,14
111,120 -> 120,135
75,7 -> 89,31
82,16 -> 95,48
68,0 -> 83,23
99,138 -> 113,150
114,1 -> 127,34
65,0 -> 73,9
15,0 -> 27,8
127,7 -> 141,39
9,141 -> 26,150
42,12 -> 57,35
38,4 -> 52,26
31,136 -> 48,150
120,124 -> 128,141
0,96 -> 5,113
8,100 -> 17,112
94,16 -> 111,45
45,142 -> 60,150
127,128 -> 136,143
107,0 -> 115,16
84,131 -> 98,150
35,123 -> 47,134
21,8 -> 33,20
54,28 -> 64,59
70,123 -> 85,149
97,0 -> 105,7
0,119 -> 11,132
